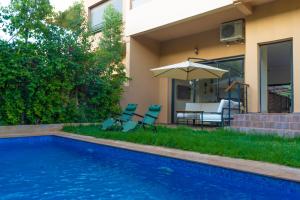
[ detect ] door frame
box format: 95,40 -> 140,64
259,39 -> 294,113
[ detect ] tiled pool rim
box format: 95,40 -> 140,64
1,131 -> 300,183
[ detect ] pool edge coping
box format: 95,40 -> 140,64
1,132 -> 300,183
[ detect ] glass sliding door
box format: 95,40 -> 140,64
198,57 -> 244,102
259,41 -> 293,113
171,79 -> 195,123
171,56 -> 244,123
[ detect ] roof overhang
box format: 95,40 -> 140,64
132,6 -> 244,42
233,0 -> 276,15
127,0 -> 277,42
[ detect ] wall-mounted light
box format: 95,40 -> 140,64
194,47 -> 199,55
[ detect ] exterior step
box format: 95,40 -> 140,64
230,113 -> 300,137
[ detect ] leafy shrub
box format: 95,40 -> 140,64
0,1 -> 127,125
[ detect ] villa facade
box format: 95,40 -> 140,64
85,0 -> 300,125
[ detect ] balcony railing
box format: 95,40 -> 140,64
225,81 -> 249,125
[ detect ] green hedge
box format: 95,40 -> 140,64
0,1 -> 127,125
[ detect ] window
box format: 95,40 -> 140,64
177,85 -> 191,100
131,0 -> 151,9
171,56 -> 244,123
90,0 -> 123,32
201,58 -> 244,101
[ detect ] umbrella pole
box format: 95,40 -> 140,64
193,80 -> 196,103
227,71 -> 232,126
217,79 -> 220,101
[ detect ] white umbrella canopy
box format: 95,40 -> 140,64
150,61 -> 228,80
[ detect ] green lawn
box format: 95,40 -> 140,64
63,125 -> 300,168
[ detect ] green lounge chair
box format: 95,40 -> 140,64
101,104 -> 138,130
122,105 -> 161,132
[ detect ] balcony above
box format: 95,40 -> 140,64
125,0 -> 276,41
125,0 -> 233,37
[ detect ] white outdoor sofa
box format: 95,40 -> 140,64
176,99 -> 241,126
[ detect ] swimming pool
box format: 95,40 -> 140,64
0,136 -> 300,199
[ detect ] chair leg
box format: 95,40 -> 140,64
153,126 -> 157,133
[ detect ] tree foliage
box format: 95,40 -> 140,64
0,1 -> 127,125
52,1 -> 84,31
95,5 -> 127,117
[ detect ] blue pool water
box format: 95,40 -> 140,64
1,136 -> 300,200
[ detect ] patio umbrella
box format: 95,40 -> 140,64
150,61 -> 228,80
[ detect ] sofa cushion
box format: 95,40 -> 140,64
217,99 -> 226,113
185,103 -> 219,112
200,103 -> 219,112
177,113 -> 200,119
200,113 -> 222,122
185,103 -> 202,111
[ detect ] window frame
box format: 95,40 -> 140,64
89,0 -> 122,33
131,0 -> 152,9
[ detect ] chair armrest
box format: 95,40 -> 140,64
112,111 -> 134,117
133,113 -> 144,118
145,113 -> 158,119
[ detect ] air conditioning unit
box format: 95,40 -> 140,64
220,19 -> 245,43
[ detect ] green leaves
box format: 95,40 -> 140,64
52,1 -> 85,32
96,5 -> 128,117
0,1 -> 127,125
2,0 -> 53,42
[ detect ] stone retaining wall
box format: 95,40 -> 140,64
231,113 -> 300,137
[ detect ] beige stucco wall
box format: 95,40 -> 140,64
121,36 -> 161,120
245,0 -> 300,112
160,29 -> 245,65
